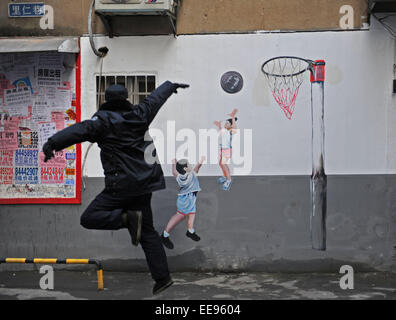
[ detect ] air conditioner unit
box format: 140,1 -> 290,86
94,0 -> 180,36
95,0 -> 178,16
369,0 -> 396,13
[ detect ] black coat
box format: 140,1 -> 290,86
47,80 -> 177,196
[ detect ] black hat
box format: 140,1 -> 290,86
105,85 -> 128,102
226,117 -> 238,124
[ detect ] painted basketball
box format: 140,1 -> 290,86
220,71 -> 244,94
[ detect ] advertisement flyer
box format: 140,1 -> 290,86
0,52 -> 79,202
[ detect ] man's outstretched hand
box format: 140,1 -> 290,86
42,141 -> 55,162
172,83 -> 190,94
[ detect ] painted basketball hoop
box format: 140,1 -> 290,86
261,56 -> 325,119
261,56 -> 327,251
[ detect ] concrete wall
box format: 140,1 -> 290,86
177,0 -> 368,34
1,13 -> 396,273
80,20 -> 396,177
1,175 -> 395,272
0,0 -> 368,37
0,0 -> 174,36
0,0 -> 89,36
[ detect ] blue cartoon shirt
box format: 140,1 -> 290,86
176,171 -> 201,195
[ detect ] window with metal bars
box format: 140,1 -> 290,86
96,75 -> 156,106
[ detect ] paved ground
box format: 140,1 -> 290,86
0,271 -> 395,300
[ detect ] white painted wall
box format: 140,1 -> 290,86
81,19 -> 396,177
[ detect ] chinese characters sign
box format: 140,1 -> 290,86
8,3 -> 45,18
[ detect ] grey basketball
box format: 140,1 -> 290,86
221,71 -> 244,94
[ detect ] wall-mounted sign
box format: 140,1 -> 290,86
8,3 -> 44,18
220,71 -> 244,94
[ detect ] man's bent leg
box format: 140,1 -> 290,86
80,190 -> 124,230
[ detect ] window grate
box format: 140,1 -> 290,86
96,75 -> 156,106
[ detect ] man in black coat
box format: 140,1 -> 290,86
42,81 -> 189,295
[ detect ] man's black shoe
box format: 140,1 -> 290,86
153,277 -> 174,295
161,234 -> 174,249
122,210 -> 142,246
186,230 -> 201,241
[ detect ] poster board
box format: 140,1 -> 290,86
0,51 -> 81,204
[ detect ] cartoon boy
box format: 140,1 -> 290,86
213,108 -> 238,191
161,156 -> 205,249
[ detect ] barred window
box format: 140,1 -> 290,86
96,75 -> 156,106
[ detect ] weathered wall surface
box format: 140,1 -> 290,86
0,175 -> 395,273
0,0 -> 170,36
0,4 -> 395,274
0,0 -> 368,37
177,0 -> 368,34
0,0 -> 90,36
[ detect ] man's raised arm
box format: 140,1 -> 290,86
135,81 -> 189,124
42,115 -> 107,162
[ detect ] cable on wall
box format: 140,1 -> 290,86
82,0 -> 109,190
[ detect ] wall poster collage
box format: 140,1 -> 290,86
0,52 -> 81,204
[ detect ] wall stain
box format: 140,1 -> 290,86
252,69 -> 270,107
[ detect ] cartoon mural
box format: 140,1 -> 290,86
161,156 -> 206,250
213,108 -> 238,191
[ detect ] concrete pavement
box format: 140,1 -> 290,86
0,270 -> 395,300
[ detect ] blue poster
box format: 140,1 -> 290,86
14,149 -> 39,167
14,167 -> 39,184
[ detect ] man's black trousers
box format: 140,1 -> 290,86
80,190 -> 169,282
